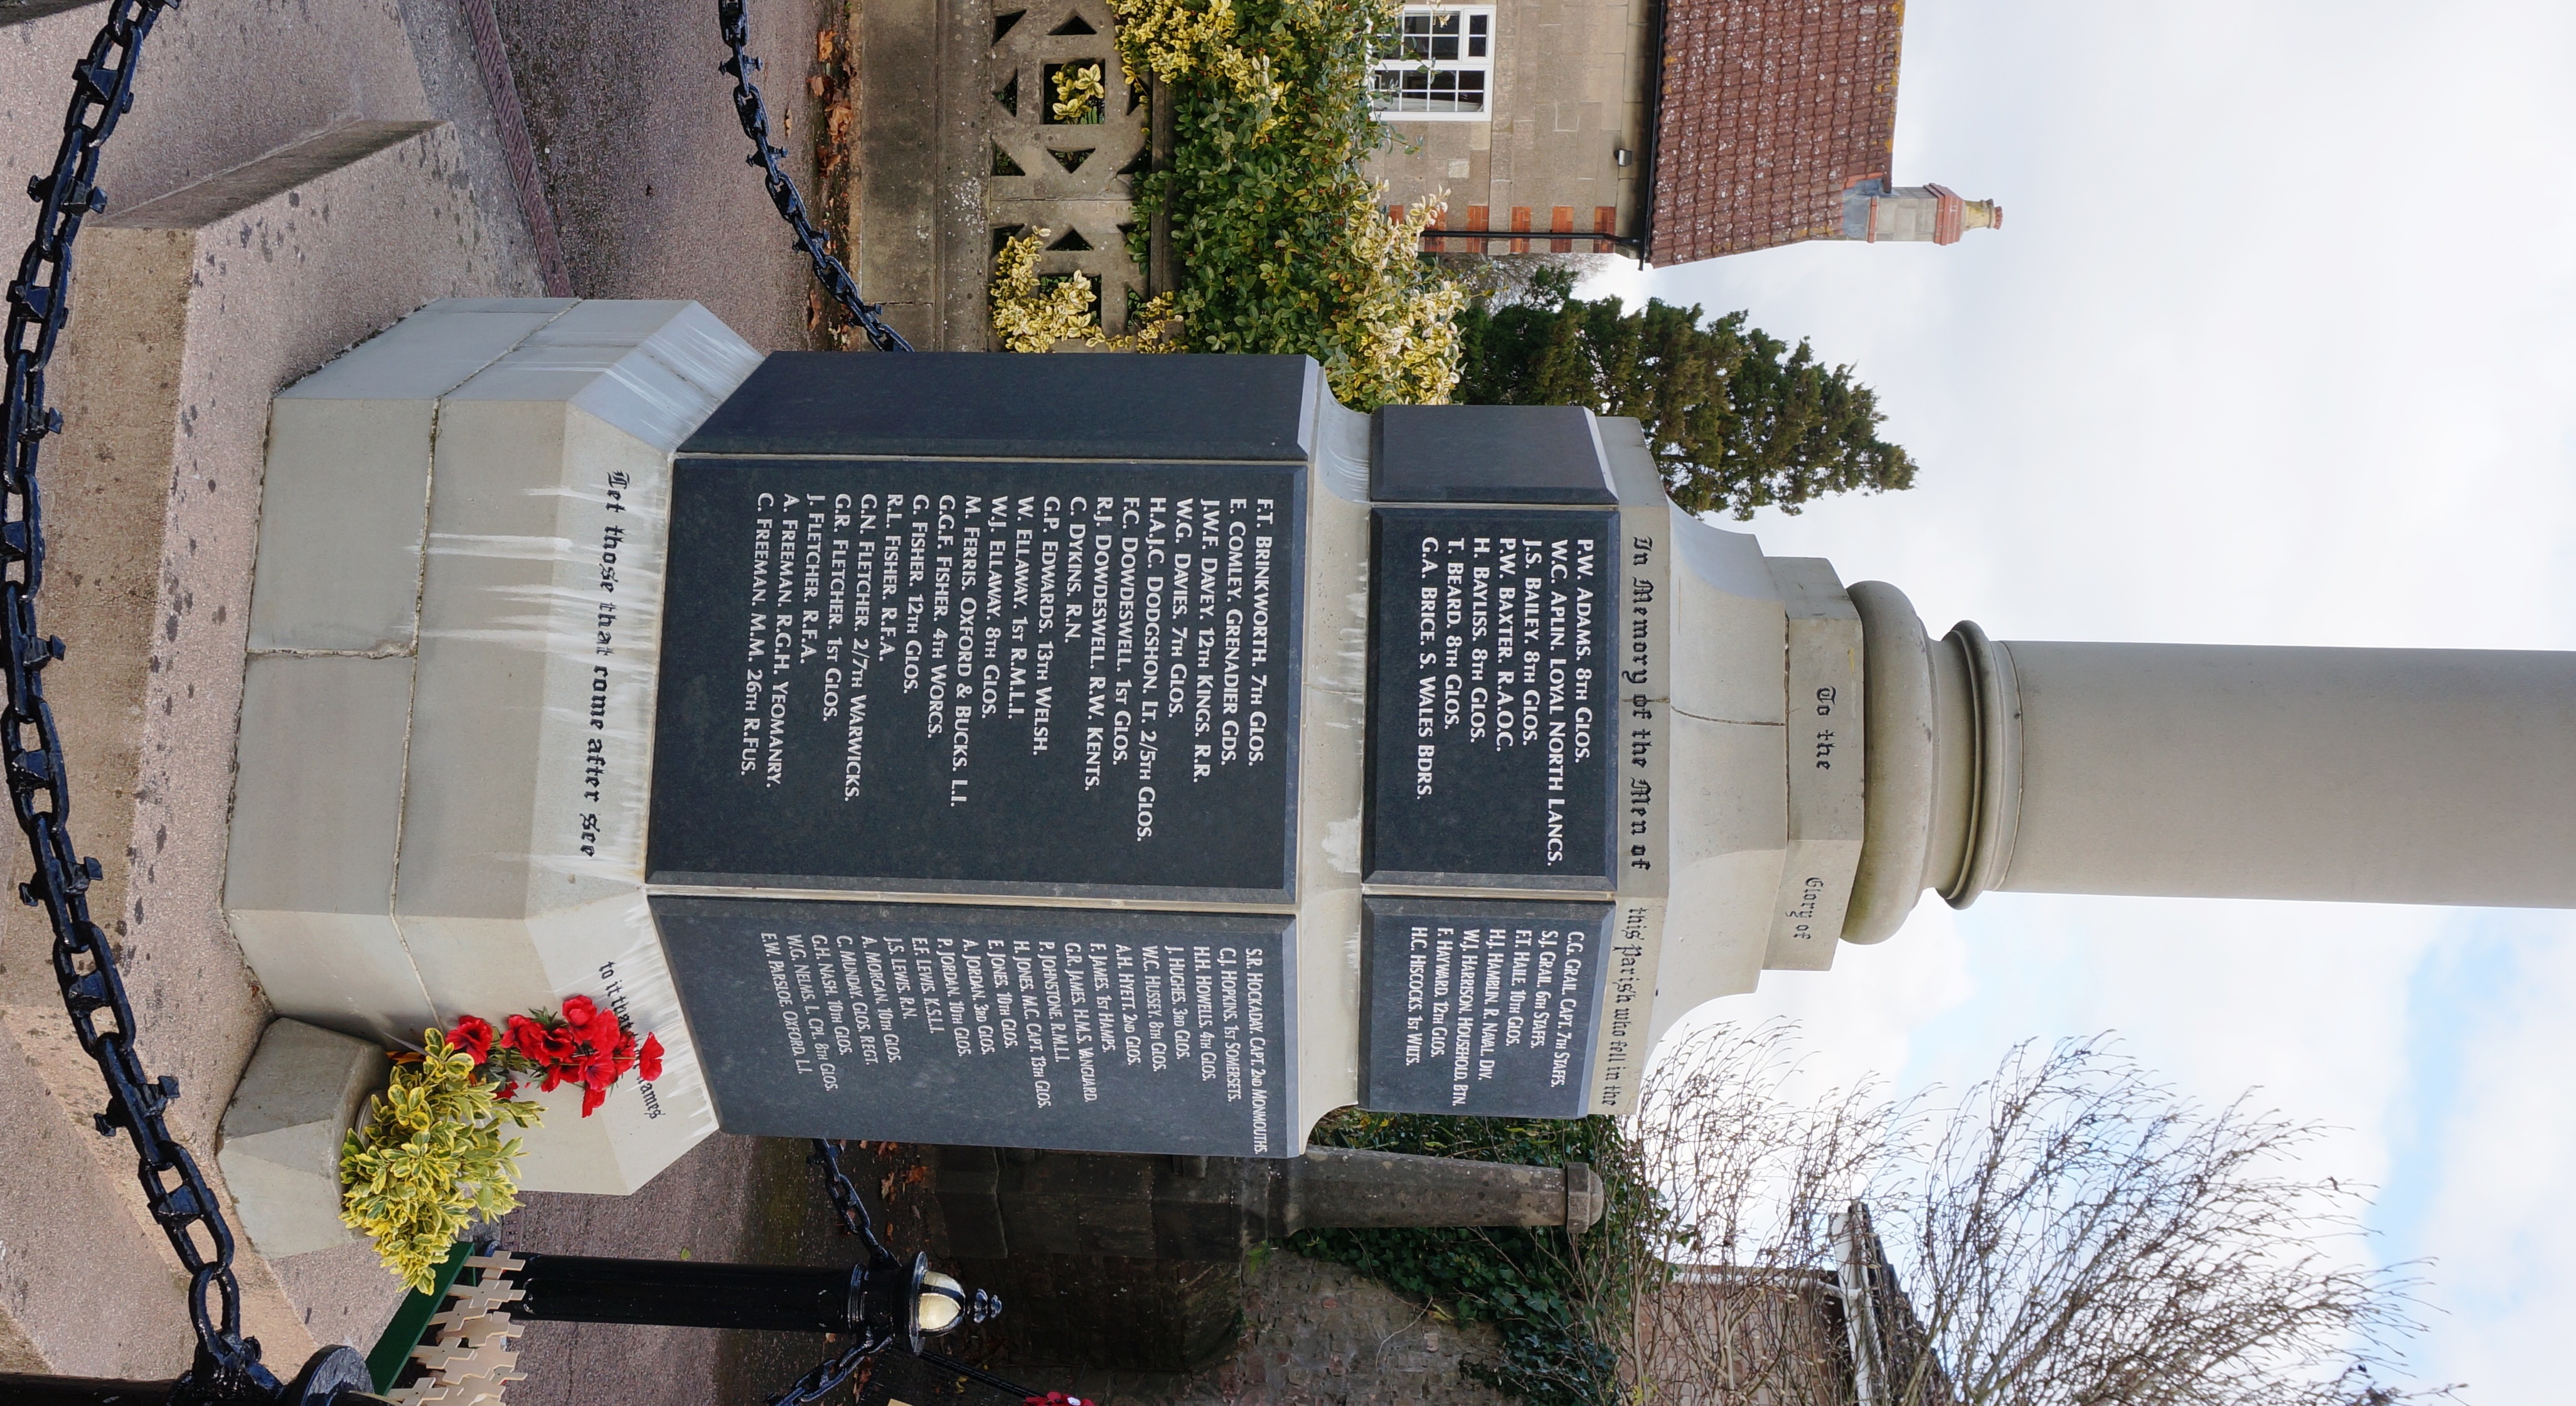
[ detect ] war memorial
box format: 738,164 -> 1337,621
215,296 -> 2576,1198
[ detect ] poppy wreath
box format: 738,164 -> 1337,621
443,996 -> 665,1117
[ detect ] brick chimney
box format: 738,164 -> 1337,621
1839,179 -> 2002,244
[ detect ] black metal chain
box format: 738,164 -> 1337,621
3,1 -> 282,1400
766,1141 -> 896,1406
813,1136 -> 896,1257
716,0 -> 914,353
774,1141 -> 1076,1406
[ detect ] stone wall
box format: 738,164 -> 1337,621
1160,1251 -> 1517,1406
1362,0 -> 1653,255
987,0 -> 1150,336
857,0 -> 1147,349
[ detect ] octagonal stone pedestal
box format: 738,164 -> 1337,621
225,299 -> 757,1192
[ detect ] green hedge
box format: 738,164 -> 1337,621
1124,0 -> 1460,408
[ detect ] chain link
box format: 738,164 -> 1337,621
774,1141 -> 1072,1406
717,0 -> 914,353
768,1327 -> 897,1406
766,1141 -> 897,1406
3,1 -> 284,1398
812,1137 -> 895,1255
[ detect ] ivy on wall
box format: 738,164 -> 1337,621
1292,1110 -> 1661,1406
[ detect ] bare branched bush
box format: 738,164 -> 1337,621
1624,1021 -> 1891,1406
1611,1026 -> 2452,1406
1873,1039 -> 2446,1406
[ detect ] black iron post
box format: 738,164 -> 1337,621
501,1245 -> 996,1355
508,1254 -> 865,1333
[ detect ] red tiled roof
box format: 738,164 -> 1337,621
1649,0 -> 1905,264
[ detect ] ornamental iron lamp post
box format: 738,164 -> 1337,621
481,1141 -> 1038,1406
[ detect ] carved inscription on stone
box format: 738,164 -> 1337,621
1365,508 -> 1618,887
648,461 -> 1304,898
655,897 -> 1295,1156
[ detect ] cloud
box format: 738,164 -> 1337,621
2378,917 -> 2576,1398
1608,0 -> 2576,1392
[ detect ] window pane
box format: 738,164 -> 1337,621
1372,9 -> 1493,114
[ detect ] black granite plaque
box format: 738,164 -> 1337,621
1357,897 -> 1608,1117
655,897 -> 1298,1156
1371,405 -> 1617,504
683,353 -> 1320,463
1364,508 -> 1618,887
648,462 -> 1303,899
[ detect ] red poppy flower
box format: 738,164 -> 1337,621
560,994 -> 598,1028
446,1015 -> 495,1066
638,1034 -> 665,1082
580,1080 -> 608,1117
503,1013 -> 550,1062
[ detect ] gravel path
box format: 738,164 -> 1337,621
498,1136 -> 857,1406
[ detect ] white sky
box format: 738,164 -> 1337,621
1585,1 -> 2576,1397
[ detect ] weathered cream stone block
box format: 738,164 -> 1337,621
1764,557 -> 1865,970
252,302 -> 572,654
215,1020 -> 388,1260
1650,710 -> 1787,1041
228,654 -> 434,1045
228,299 -> 758,1192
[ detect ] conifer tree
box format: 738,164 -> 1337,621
1455,267 -> 1918,518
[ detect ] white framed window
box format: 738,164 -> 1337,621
1371,6 -> 1495,120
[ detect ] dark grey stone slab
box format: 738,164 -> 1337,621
1370,405 -> 1617,504
679,353 -> 1319,461
1364,507 -> 1618,888
1357,897 -> 1609,1117
654,897 -> 1298,1156
648,460 -> 1303,900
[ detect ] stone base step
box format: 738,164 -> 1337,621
0,106 -> 535,1374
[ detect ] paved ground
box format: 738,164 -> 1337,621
492,0 -> 840,353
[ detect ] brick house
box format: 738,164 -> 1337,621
1364,0 -> 2000,264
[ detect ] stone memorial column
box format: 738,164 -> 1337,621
227,302 -> 2576,1186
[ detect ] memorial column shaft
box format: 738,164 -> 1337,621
1997,639 -> 2576,907
1846,582 -> 2576,935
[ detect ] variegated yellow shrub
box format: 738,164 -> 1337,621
1089,0 -> 1464,408
1052,61 -> 1107,124
338,1031 -> 542,1293
991,229 -> 1186,353
1106,0 -> 1280,112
